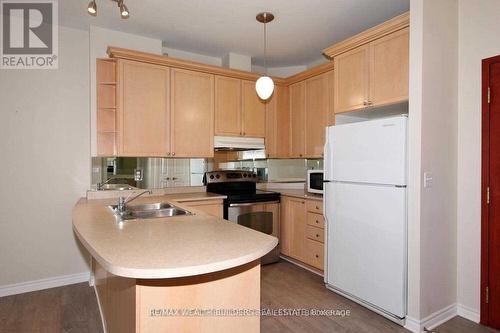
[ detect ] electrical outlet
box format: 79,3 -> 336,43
424,172 -> 433,188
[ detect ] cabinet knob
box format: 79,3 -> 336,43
316,220 -> 319,223
315,254 -> 319,258
172,152 -> 175,156
368,100 -> 373,106
167,152 -> 171,156
316,234 -> 319,238
315,206 -> 319,209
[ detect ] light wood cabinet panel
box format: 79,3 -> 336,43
279,197 -> 292,256
306,200 -> 323,214
171,68 -> 214,158
184,199 -> 223,218
306,225 -> 324,244
369,27 -> 409,107
214,76 -> 242,136
334,44 -> 369,114
241,80 -> 266,137
305,239 -> 324,270
118,60 -> 170,156
288,197 -> 307,262
305,72 -> 330,158
289,82 -> 306,158
306,212 -> 324,229
265,85 -> 290,158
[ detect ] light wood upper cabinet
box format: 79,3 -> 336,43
241,80 -> 266,137
118,60 -> 170,156
214,76 -> 242,136
305,71 -> 332,158
265,85 -> 290,158
334,28 -> 409,114
289,82 -> 306,158
369,27 -> 409,107
171,68 -> 214,158
334,44 -> 369,114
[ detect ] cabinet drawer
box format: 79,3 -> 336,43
306,225 -> 324,243
306,239 -> 324,270
306,200 -> 323,214
306,212 -> 324,229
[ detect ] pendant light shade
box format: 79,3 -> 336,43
256,76 -> 274,100
255,12 -> 275,101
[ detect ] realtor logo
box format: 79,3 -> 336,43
1,0 -> 58,69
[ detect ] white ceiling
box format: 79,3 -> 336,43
60,0 -> 410,67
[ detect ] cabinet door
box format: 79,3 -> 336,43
265,85 -> 290,158
289,82 -> 306,158
280,197 -> 292,256
171,69 -> 214,158
214,76 -> 242,136
334,44 -> 369,113
369,27 -> 409,106
305,73 -> 330,158
288,197 -> 307,262
118,60 -> 170,156
241,80 -> 266,137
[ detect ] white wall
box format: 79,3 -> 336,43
457,0 -> 500,318
407,0 -> 458,329
0,26 -> 91,288
90,26 -> 162,156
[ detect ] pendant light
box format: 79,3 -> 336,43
255,12 -> 275,101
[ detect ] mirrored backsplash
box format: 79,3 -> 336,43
91,154 -> 323,190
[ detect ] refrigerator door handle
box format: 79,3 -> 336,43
324,126 -> 333,180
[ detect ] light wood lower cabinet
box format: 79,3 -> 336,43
280,196 -> 324,271
182,199 -> 223,218
171,69 -> 214,157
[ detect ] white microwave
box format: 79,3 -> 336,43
307,170 -> 324,194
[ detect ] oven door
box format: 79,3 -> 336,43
227,201 -> 280,263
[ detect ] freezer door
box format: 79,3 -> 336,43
325,181 -> 407,318
329,116 -> 407,185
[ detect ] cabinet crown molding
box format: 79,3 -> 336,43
107,46 -> 287,85
322,11 -> 409,59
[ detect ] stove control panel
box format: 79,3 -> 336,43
205,170 -> 258,183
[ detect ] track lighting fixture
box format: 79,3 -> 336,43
86,0 -> 130,19
87,0 -> 97,16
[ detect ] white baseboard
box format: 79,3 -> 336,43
0,272 -> 90,297
457,303 -> 480,323
404,303 -> 457,332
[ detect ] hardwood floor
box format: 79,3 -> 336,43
0,261 -> 497,333
0,283 -> 103,333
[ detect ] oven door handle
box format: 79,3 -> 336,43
228,201 -> 280,207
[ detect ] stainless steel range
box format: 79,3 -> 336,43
204,170 -> 280,264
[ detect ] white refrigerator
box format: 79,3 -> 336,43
324,115 -> 407,322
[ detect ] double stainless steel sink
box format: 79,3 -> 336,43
109,202 -> 192,221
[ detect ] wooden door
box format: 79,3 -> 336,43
305,72 -> 330,158
280,197 -> 292,256
170,69 -> 214,158
118,60 -> 170,156
289,82 -> 306,158
482,55 -> 500,330
334,44 -> 369,113
265,85 -> 290,158
214,76 -> 242,136
369,27 -> 409,107
241,80 -> 266,137
288,197 -> 306,262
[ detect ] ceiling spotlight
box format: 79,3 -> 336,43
87,0 -> 97,16
118,0 -> 129,19
87,0 -> 130,19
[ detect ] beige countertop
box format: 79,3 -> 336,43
72,194 -> 277,280
276,189 -> 324,202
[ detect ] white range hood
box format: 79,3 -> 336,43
214,136 -> 265,151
